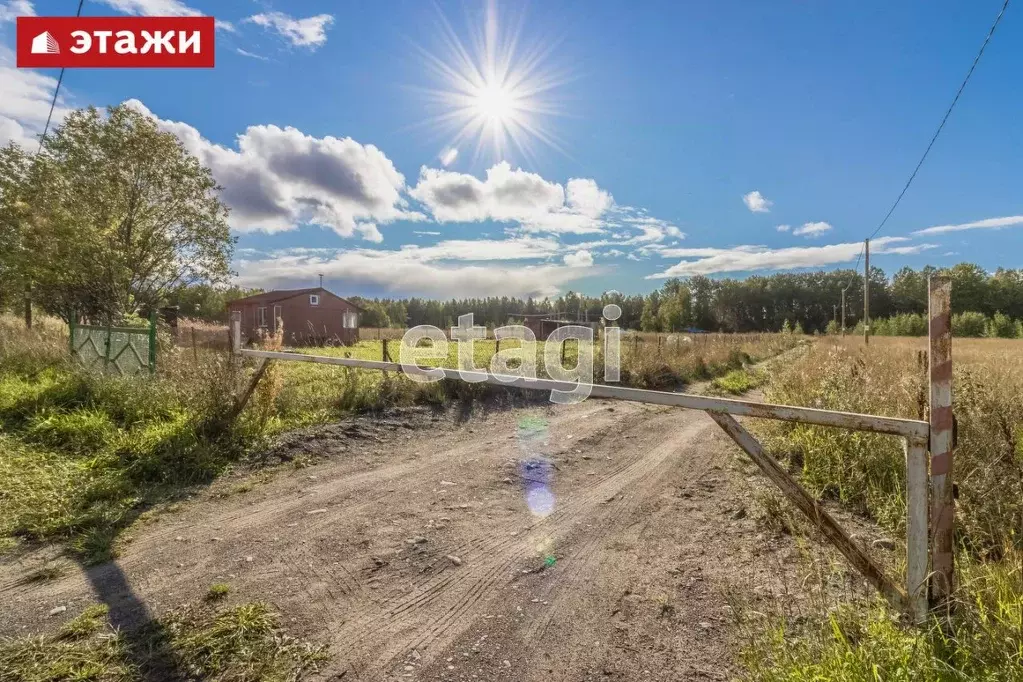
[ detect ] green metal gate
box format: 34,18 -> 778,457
70,313 -> 157,375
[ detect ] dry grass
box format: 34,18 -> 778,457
740,335 -> 1023,681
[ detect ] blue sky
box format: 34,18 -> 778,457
2,0 -> 1020,299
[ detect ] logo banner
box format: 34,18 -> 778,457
17,16 -> 215,68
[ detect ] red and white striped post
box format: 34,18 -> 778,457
928,276 -> 954,605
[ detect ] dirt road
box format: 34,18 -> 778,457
1,397 -> 809,680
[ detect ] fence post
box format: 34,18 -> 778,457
148,311 -> 157,373
68,314 -> 76,360
905,436 -> 929,622
382,338 -> 390,362
928,276 -> 954,605
103,325 -> 112,373
24,281 -> 32,329
230,310 -> 242,355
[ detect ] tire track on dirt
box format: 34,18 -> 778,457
329,410 -> 714,678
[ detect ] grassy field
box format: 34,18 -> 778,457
740,336 -> 1023,681
0,315 -> 800,566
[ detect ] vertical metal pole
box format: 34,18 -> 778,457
928,275 -> 954,604
148,311 -> 157,373
905,437 -> 929,622
863,239 -> 870,344
103,325 -> 112,373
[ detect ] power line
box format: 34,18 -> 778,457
37,0 -> 86,153
867,0 -> 1010,241
842,0 -> 1010,308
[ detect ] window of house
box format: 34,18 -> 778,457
342,311 -> 358,328
310,294 -> 320,306
258,306 -> 267,327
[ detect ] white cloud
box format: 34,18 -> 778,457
439,147 -> 458,167
125,99 -> 418,241
0,0 -> 34,22
566,178 -> 613,217
912,215 -> 1023,236
414,230 -> 441,236
647,237 -> 935,278
389,237 -> 560,263
743,190 -> 772,213
792,221 -> 832,238
245,12 -> 334,48
236,48 -> 269,61
563,250 -> 594,267
0,44 -> 70,148
776,224 -> 791,232
234,251 -> 598,299
409,162 -> 614,235
620,215 -> 685,243
93,0 -> 234,31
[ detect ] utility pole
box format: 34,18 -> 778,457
863,238 -> 870,344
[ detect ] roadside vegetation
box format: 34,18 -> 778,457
741,336 -> 1023,681
0,312 -> 798,566
0,599 -> 326,681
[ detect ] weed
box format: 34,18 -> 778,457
0,601 -> 326,681
743,336 -> 1023,681
57,605 -> 110,640
205,583 -> 230,602
712,368 -> 766,395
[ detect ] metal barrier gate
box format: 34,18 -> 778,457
230,277 -> 955,624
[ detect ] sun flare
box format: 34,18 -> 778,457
414,0 -> 568,164
473,81 -> 517,124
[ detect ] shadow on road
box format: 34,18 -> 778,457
81,560 -> 192,681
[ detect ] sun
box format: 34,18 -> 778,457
473,81 -> 516,125
412,0 -> 569,165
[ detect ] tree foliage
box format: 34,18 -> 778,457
0,105 -> 233,322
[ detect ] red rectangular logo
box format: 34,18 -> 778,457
16,16 -> 215,68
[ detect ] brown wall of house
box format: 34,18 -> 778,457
229,290 -> 360,346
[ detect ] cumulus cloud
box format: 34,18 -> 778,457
792,221 -> 832,238
245,12 -> 334,48
743,190 -> 772,213
563,250 -> 594,267
235,251 -> 598,298
776,224 -> 791,232
0,0 -> 34,22
647,237 -> 935,278
125,99 -> 418,241
409,162 -> 615,235
912,215 -> 1023,236
0,44 -> 70,148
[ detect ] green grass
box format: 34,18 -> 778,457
0,315 -> 798,566
711,368 -> 765,395
205,583 -> 230,602
0,601 -> 326,681
740,555 -> 1023,682
741,337 -> 1023,682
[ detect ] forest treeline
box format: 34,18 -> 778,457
166,262 -> 1023,335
